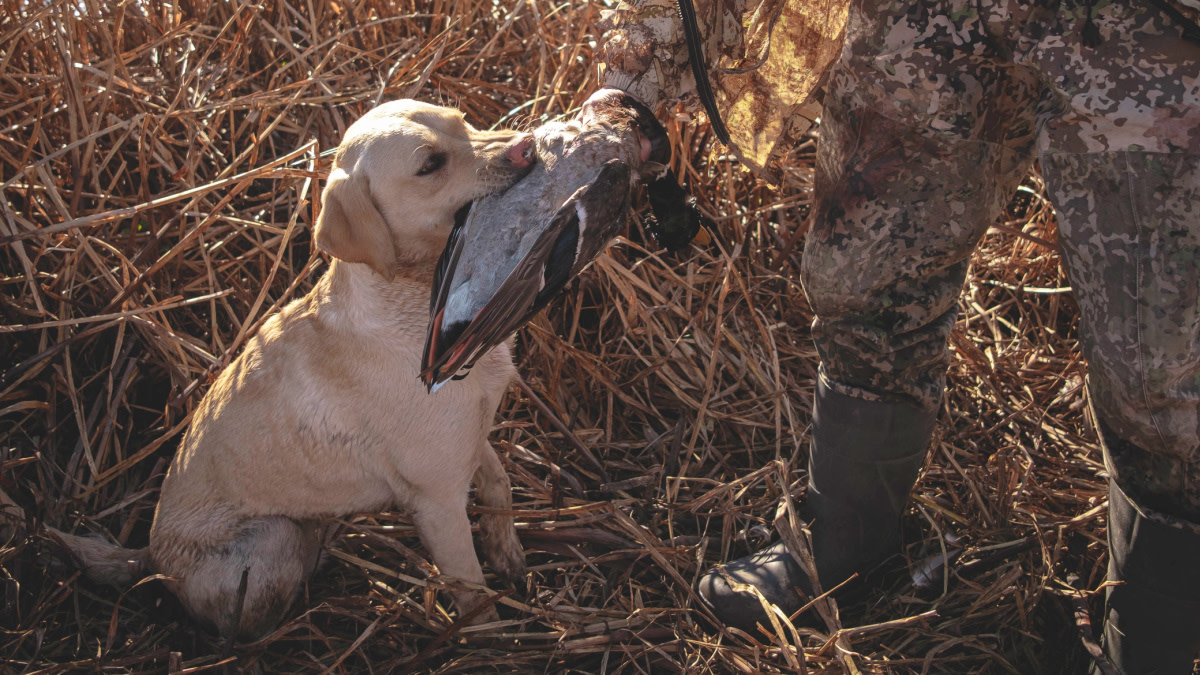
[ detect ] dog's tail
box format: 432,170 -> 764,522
2,486 -> 147,586
48,528 -> 149,586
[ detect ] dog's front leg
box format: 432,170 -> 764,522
411,495 -> 500,624
473,443 -> 525,586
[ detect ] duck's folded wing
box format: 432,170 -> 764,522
422,202 -> 472,380
420,159 -> 631,389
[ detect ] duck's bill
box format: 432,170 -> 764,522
644,167 -> 716,251
421,160 -> 632,390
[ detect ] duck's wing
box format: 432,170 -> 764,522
420,159 -> 631,390
422,202 -> 472,381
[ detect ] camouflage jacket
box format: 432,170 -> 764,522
597,0 -> 1200,183
598,0 -> 848,183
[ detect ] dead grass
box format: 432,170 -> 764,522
1,1 -> 1119,673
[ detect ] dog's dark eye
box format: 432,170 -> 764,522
417,153 -> 447,176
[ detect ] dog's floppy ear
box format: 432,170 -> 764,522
314,167 -> 397,278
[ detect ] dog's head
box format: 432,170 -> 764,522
314,100 -> 535,279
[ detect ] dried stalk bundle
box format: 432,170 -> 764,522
2,1 -> 1108,672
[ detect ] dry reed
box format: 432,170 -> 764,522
1,1 -> 1124,673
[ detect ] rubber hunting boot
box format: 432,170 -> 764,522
697,379 -> 936,633
1094,478 -> 1200,674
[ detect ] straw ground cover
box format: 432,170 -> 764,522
1,1 -> 1128,672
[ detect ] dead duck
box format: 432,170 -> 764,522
420,88 -> 709,389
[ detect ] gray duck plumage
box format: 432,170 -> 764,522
421,88 -> 705,389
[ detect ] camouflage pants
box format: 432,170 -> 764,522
800,0 -> 1200,519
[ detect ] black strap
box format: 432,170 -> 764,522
676,0 -> 732,146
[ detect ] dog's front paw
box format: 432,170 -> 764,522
489,544 -> 526,589
466,598 -> 502,625
496,559 -> 527,596
479,515 -> 526,588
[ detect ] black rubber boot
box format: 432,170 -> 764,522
697,379 -> 936,633
1094,478 -> 1200,675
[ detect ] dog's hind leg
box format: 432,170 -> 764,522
410,494 -> 500,623
473,444 -> 525,586
162,516 -> 324,640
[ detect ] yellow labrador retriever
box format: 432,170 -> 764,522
52,100 -> 534,639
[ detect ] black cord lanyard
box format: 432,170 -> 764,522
677,0 -> 732,146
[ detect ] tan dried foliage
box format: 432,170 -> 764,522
1,1 -> 1110,673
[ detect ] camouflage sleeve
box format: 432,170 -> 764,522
597,1 -> 695,110
597,0 -> 849,182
